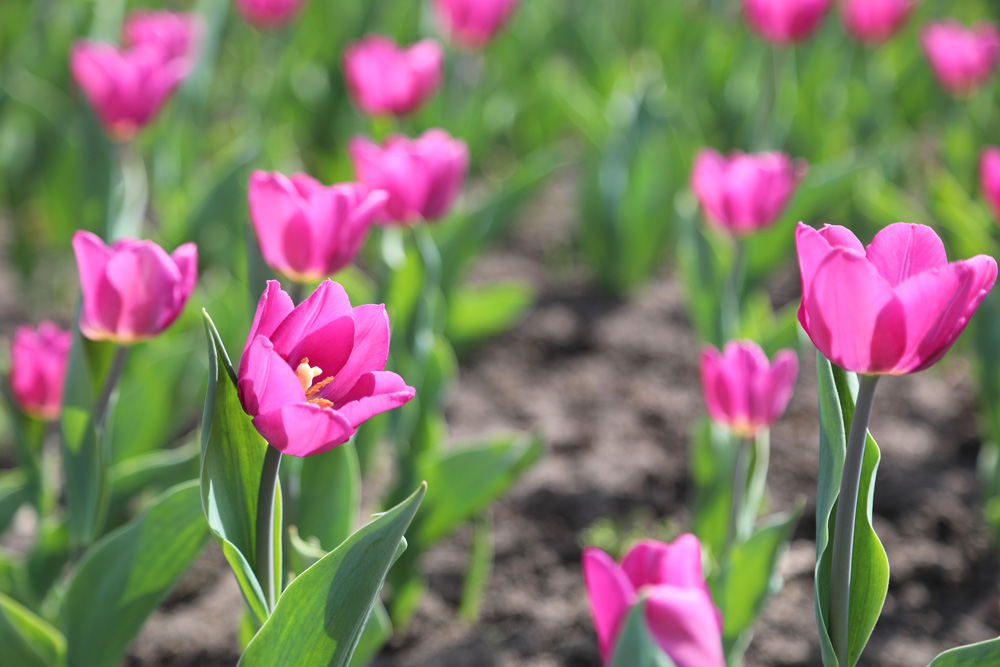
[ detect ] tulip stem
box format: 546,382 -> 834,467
728,436 -> 752,549
721,238 -> 746,342
829,373 -> 880,666
94,345 -> 129,431
255,445 -> 282,612
289,282 -> 305,306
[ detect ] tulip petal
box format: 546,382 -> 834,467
333,371 -> 415,428
755,349 -> 798,425
248,171 -> 303,275
168,242 -> 198,326
269,281 -> 355,376
691,149 -> 727,226
253,403 -> 355,457
582,548 -> 636,661
865,222 -> 948,287
314,304 -> 391,402
699,346 -> 727,425
644,586 -> 726,667
103,242 -> 182,340
237,335 -> 305,417
244,280 -> 295,357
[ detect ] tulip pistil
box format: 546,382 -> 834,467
296,358 -> 335,408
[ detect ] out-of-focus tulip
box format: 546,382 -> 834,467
980,147 -> 1000,221
70,42 -> 189,141
840,0 -> 913,44
582,535 -> 724,667
691,149 -> 806,235
433,0 -> 519,49
921,21 -> 1000,95
796,222 -> 997,375
247,171 -> 387,283
700,340 -> 798,439
72,230 -> 198,344
9,323 -> 72,421
237,280 -> 415,457
349,130 -> 468,224
234,0 -> 307,28
742,0 -> 832,44
122,10 -> 203,60
343,36 -> 443,117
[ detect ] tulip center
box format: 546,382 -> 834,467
295,358 -> 335,409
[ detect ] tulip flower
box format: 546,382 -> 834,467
433,0 -> 520,50
8,322 -> 72,421
840,0 -> 913,44
70,42 -> 190,140
981,147 -> 1000,221
691,149 -> 806,235
582,535 -> 724,667
237,280 -> 415,457
247,171 -> 387,283
700,340 -> 798,439
343,36 -> 444,117
796,222 -> 997,375
349,130 -> 468,224
921,21 -> 1000,95
72,230 -> 198,344
122,10 -> 203,61
234,0 -> 307,28
742,0 -> 832,44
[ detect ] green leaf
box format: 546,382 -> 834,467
238,483 -> 426,667
609,598 -> 677,667
928,637 -> 1000,667
200,310 -> 270,623
348,602 -> 392,667
0,383 -> 47,512
459,510 -> 493,623
0,590 -> 66,667
108,442 -> 200,519
298,442 -> 360,551
62,482 -> 209,667
0,471 -> 28,536
445,281 -> 534,347
814,357 -> 889,667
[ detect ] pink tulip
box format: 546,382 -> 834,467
840,0 -> 913,44
796,222 -> 997,375
70,41 -> 190,140
921,21 -> 1000,95
700,340 -> 798,438
691,149 -> 806,235
433,0 -> 520,50
742,0 -> 832,44
582,535 -> 724,667
72,230 -> 198,344
343,36 -> 443,117
237,280 -> 415,457
349,130 -> 468,224
8,323 -> 72,421
122,10 -> 203,61
234,0 -> 307,28
980,147 -> 1000,221
247,171 -> 387,283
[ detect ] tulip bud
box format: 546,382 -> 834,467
433,0 -> 520,50
742,0 -> 833,45
343,36 -> 444,117
921,21 -> 1000,95
234,0 -> 307,29
8,323 -> 72,421
840,0 -> 913,44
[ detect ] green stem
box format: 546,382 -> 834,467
94,345 -> 128,431
289,282 -> 305,306
255,445 -> 283,611
829,374 -> 880,666
720,237 -> 746,342
728,436 -> 752,549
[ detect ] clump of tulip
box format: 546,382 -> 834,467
343,37 -> 444,117
921,21 -> 1000,95
8,323 -> 72,421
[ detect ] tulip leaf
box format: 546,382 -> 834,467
609,598 -> 677,667
200,310 -> 271,623
0,590 -> 66,667
237,483 -> 426,667
928,637 -> 1000,666
814,357 -> 889,667
108,442 -> 201,517
298,442 -> 360,551
348,602 -> 392,667
0,383 -> 47,512
62,481 -> 208,667
0,471 -> 28,536
445,280 -> 534,348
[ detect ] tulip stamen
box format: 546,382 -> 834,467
294,357 -> 323,394
307,398 -> 334,409
305,376 -> 334,398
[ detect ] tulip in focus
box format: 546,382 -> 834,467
921,21 -> 1000,95
582,535 -> 724,667
691,149 -> 806,235
123,10 -> 203,60
700,340 -> 798,439
234,0 -> 307,28
796,222 -> 997,375
343,36 -> 443,117
434,0 -> 520,49
237,280 -> 416,457
8,323 -> 72,421
742,0 -> 832,44
840,0 -> 913,44
248,171 -> 387,283
349,130 -> 469,224
981,147 -> 1000,221
72,230 -> 198,344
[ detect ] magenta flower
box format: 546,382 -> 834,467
691,149 -> 806,235
237,281 -> 415,457
343,36 -> 443,117
840,0 -> 913,44
70,41 -> 190,141
700,340 -> 798,439
8,323 -> 72,421
247,171 -> 387,283
234,0 -> 307,28
742,0 -> 832,44
981,147 -> 1000,221
796,222 -> 997,375
582,535 -> 724,667
921,21 -> 1000,95
433,0 -> 520,50
122,10 -> 203,61
349,130 -> 468,225
72,230 -> 198,344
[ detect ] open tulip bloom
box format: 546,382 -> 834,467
433,0 -> 520,50
921,21 -> 1000,96
8,322 -> 72,421
583,535 -> 724,667
741,0 -> 832,45
343,36 -> 444,117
